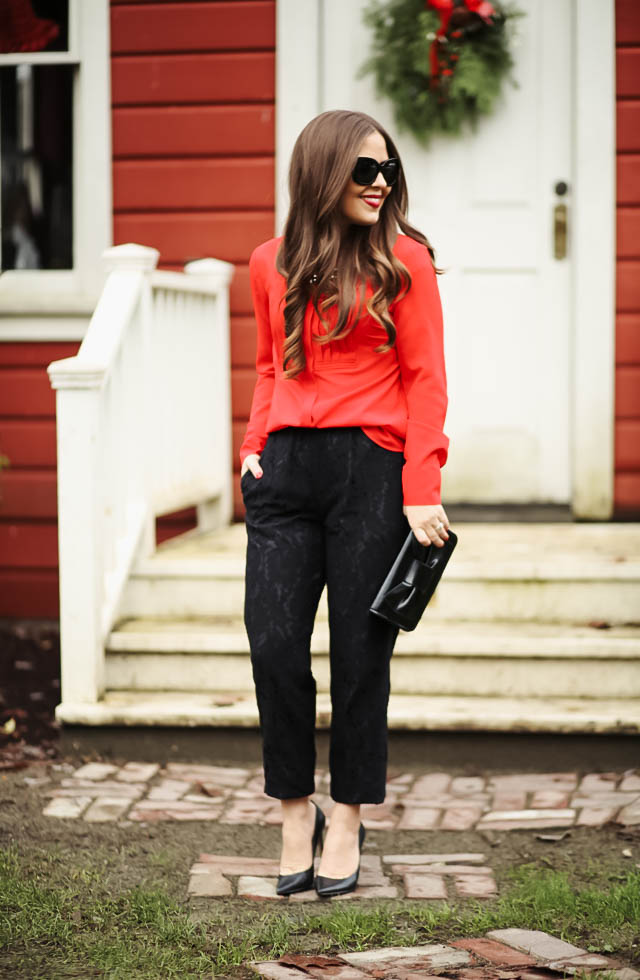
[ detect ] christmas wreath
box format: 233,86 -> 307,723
358,0 -> 525,146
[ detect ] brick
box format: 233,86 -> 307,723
190,783 -> 231,800
147,779 -> 192,801
488,774 -> 577,793
577,806 -> 618,826
357,870 -> 390,886
578,772 -> 619,792
129,802 -> 222,820
397,808 -> 440,830
492,792 -> 527,811
617,801 -> 640,826
478,809 -> 574,830
451,938 -> 537,966
182,793 -> 228,805
547,954 -> 613,970
441,806 -> 483,830
52,780 -> 144,798
72,762 -> 118,781
387,772 -> 414,785
341,945 -> 470,970
334,885 -> 399,901
84,797 -> 132,822
450,776 -> 486,795
391,864 -> 492,875
237,876 -> 285,900
620,773 -> 640,792
571,793 -> 639,808
360,855 -> 383,871
163,763 -> 250,786
403,794 -> 488,809
116,762 -> 159,782
250,963 -> 311,979
383,853 -> 486,865
410,773 -> 452,797
403,874 -> 447,899
188,870 -> 232,897
530,790 -> 569,809
195,856 -> 281,875
288,889 -> 320,902
303,961 -> 370,979
453,874 -> 496,898
42,796 -> 93,818
487,929 -> 585,960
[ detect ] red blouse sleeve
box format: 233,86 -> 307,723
392,242 -> 450,506
238,245 -> 276,464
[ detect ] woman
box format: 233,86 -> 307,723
239,109 -> 451,898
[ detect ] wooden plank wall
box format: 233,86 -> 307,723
110,0 -> 276,529
0,342 -> 78,617
616,0 -> 640,513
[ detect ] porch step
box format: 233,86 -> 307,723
117,521 -> 640,624
54,690 -> 640,734
105,616 -> 640,700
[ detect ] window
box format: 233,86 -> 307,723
0,0 -> 111,333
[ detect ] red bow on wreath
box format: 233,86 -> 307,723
426,0 -> 495,81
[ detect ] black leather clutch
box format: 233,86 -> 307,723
369,528 -> 458,631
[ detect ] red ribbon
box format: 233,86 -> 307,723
426,0 -> 495,81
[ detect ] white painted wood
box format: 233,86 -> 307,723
572,0 -> 616,519
47,243 -> 234,705
53,689 -> 640,734
0,0 -> 111,318
276,0 -> 617,516
275,0 -> 321,232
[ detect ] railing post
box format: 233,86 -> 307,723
47,363 -> 106,705
100,244 -> 160,561
184,257 -> 235,530
47,243 -> 158,708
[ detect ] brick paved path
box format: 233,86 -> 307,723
188,851 -> 497,902
249,931 -> 640,979
39,762 -> 640,830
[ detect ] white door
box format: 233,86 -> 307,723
279,0 -> 575,505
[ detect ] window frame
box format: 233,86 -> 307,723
0,0 -> 112,336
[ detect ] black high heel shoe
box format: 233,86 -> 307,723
315,822 -> 366,898
276,799 -> 326,896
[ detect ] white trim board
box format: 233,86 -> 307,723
0,0 -> 112,319
275,0 -> 616,520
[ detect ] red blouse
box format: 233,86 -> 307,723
239,233 -> 449,505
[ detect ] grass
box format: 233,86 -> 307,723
1,844 -> 639,979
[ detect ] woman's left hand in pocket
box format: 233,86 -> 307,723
403,504 -> 450,548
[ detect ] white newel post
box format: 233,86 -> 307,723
184,257 -> 235,531
48,367 -> 106,704
47,244 -> 159,706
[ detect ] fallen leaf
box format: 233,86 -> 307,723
536,831 -> 571,842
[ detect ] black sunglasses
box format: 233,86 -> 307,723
351,156 -> 399,187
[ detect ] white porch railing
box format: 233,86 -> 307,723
47,243 -> 234,705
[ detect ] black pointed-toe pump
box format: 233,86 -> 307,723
315,822 -> 366,898
276,799 -> 326,896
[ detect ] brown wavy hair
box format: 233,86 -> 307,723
276,109 -> 442,379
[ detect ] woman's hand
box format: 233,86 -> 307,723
403,504 -> 450,548
240,453 -> 263,479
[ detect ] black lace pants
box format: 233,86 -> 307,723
241,425 -> 410,804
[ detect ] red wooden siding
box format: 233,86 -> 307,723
110,0 -> 275,525
0,343 -> 79,617
615,0 -> 640,512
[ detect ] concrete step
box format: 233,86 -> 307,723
106,616 -> 640,699
117,521 -> 640,625
54,690 -> 640,734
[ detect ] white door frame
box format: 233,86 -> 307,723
275,0 -> 616,520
